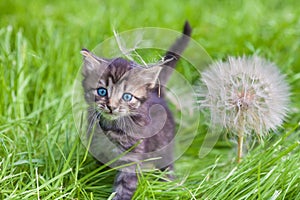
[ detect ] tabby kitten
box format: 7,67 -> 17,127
81,21 -> 192,200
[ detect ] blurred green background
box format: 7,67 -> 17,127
1,0 -> 299,199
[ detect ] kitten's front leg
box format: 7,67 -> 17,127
113,167 -> 137,200
112,139 -> 145,200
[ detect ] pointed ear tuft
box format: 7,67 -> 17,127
81,48 -> 107,76
137,66 -> 162,89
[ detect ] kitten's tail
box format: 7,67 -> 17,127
159,21 -> 192,85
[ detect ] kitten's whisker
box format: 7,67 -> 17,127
87,109 -> 98,122
86,110 -> 100,135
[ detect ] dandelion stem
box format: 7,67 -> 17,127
237,129 -> 244,163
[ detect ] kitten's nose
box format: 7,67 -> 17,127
107,105 -> 117,113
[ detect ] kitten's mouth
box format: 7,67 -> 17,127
102,112 -> 120,120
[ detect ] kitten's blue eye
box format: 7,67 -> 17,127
122,93 -> 133,102
97,87 -> 107,97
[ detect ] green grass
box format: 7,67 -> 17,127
1,0 -> 300,199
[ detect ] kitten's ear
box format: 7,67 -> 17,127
81,48 -> 107,76
134,66 -> 162,89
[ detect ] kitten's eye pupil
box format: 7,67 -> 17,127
97,87 -> 107,97
122,93 -> 133,102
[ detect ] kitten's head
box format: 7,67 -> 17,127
81,49 -> 161,120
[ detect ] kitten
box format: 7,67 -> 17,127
81,21 -> 192,200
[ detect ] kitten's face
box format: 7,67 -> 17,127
81,49 -> 161,120
92,61 -> 146,119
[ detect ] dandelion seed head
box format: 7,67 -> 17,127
198,56 -> 290,137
